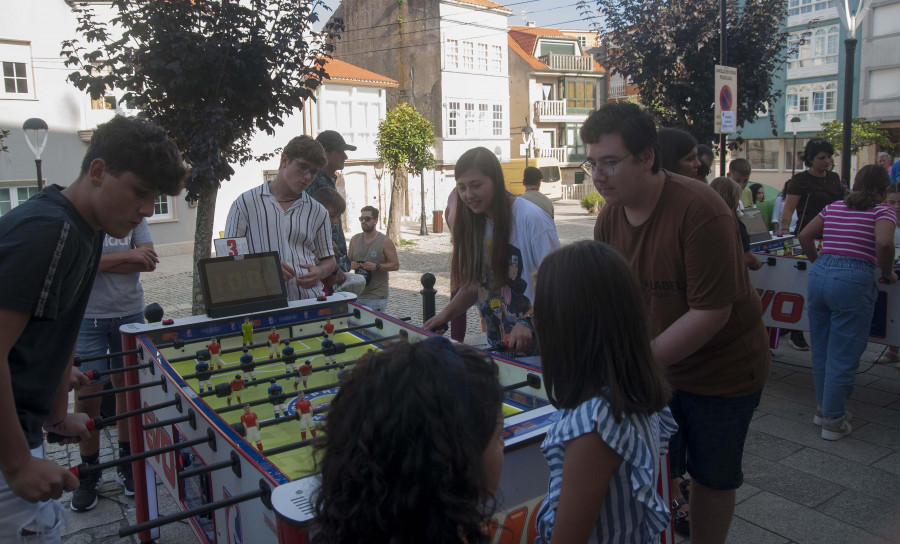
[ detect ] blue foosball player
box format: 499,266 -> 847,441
268,379 -> 287,418
240,348 -> 256,382
282,342 -> 297,372
195,360 -> 213,392
321,337 -> 336,367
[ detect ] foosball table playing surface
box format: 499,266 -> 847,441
113,292 -> 569,544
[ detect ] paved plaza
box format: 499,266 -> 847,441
54,201 -> 900,543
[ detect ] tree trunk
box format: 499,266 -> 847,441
386,167 -> 405,245
191,184 -> 218,315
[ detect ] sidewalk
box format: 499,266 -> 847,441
55,201 -> 900,542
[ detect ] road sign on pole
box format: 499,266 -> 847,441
714,65 -> 738,134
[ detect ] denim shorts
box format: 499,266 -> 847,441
76,312 -> 145,385
667,388 -> 762,490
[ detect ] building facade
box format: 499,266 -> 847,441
0,0 -> 196,254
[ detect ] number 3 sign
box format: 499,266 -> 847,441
214,237 -> 250,257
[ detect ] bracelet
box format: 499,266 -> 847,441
515,317 -> 534,332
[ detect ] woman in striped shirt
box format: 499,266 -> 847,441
532,241 -> 676,543
798,165 -> 897,441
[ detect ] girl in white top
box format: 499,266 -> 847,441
532,241 -> 676,543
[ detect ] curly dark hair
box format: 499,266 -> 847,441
312,337 -> 503,544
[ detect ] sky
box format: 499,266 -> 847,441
316,0 -> 600,31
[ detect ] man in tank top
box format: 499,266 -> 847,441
348,206 -> 399,312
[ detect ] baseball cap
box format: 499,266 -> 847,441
316,130 -> 357,152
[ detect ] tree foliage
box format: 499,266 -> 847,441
61,0 -> 343,313
0,129 -> 9,154
584,0 -> 792,146
375,102 -> 436,244
815,118 -> 895,156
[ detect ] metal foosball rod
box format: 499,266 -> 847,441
215,380 -> 339,415
46,397 -> 183,444
177,451 -> 243,480
70,428 -> 217,480
76,375 -> 167,400
502,373 -> 542,393
81,362 -> 154,381
166,310 -> 361,363
141,408 -> 195,431
119,479 -> 272,538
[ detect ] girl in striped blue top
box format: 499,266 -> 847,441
532,241 -> 677,544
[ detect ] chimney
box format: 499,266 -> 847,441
526,21 -> 536,27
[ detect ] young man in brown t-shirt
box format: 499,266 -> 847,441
581,103 -> 769,544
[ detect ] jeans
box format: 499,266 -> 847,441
0,445 -> 66,544
807,254 -> 877,420
76,312 -> 145,385
356,297 -> 387,312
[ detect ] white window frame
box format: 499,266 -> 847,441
786,81 -> 837,121
150,195 -> 176,222
787,25 -> 839,79
0,41 -> 35,99
461,41 -> 474,72
445,38 -> 459,70
476,43 -> 488,72
447,101 -> 460,136
464,102 -> 476,136
446,100 -> 505,139
788,0 -> 836,17
491,45 -> 503,74
0,185 -> 40,216
492,104 -> 503,136
872,3 -> 900,37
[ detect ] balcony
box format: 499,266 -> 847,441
537,53 -> 594,72
534,100 -> 566,122
536,147 -> 567,163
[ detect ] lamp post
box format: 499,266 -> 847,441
521,124 -> 533,168
419,170 -> 427,236
790,116 -> 801,177
22,118 -> 48,190
836,0 -> 873,187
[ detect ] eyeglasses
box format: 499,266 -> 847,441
359,216 -> 374,222
290,158 -> 316,177
580,153 -> 632,176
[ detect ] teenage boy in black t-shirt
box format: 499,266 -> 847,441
0,116 -> 186,538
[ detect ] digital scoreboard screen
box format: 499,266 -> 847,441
198,252 -> 288,318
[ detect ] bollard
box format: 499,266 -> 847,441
420,273 -> 436,324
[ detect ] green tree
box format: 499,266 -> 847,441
375,103 -> 436,245
815,118 -> 894,157
585,0 -> 792,146
61,0 -> 342,313
0,129 -> 9,153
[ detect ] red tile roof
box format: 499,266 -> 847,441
508,35 -> 547,70
321,57 -> 398,88
451,0 -> 512,13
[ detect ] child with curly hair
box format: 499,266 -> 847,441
312,336 -> 505,544
533,241 -> 676,543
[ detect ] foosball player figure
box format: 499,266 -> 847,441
321,337 -> 337,368
242,316 -> 254,346
208,337 -> 224,369
195,359 -> 213,392
322,318 -> 335,339
282,341 -> 297,372
268,379 -> 287,419
294,359 -> 313,390
296,391 -> 317,440
268,328 -> 280,359
240,348 -> 256,382
240,405 -> 263,452
227,374 -> 245,406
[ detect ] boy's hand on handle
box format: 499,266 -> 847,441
6,456 -> 79,503
880,271 -> 899,285
506,323 -> 532,354
423,316 -> 448,335
295,263 -> 323,289
280,261 -> 297,282
43,412 -> 91,445
68,367 -> 90,391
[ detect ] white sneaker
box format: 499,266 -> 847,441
814,409 -> 852,426
821,416 -> 853,441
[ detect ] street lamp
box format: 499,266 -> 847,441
521,124 -> 533,168
790,116 -> 801,177
837,0 -> 873,186
22,118 -> 48,190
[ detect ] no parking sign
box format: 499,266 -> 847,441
714,65 -> 737,134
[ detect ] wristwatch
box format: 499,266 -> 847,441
376,263 -> 381,271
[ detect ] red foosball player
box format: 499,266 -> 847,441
227,375 -> 244,406
282,341 -> 297,372
268,379 -> 287,419
208,338 -> 224,369
242,317 -> 254,346
268,328 -> 280,359
195,360 -> 213,392
240,405 -> 263,452
296,391 -> 317,440
294,359 -> 313,390
240,348 -> 256,382
322,319 -> 335,339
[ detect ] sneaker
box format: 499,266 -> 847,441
821,416 -> 853,441
116,465 -> 134,496
789,332 -> 810,351
70,469 -> 103,512
814,409 -> 852,426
